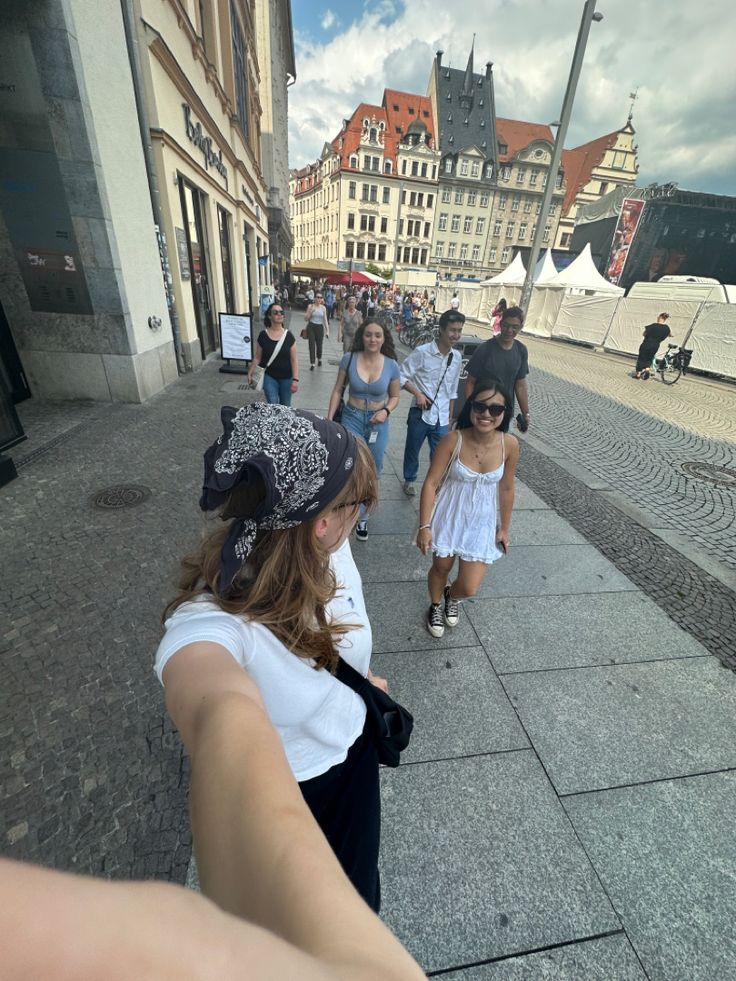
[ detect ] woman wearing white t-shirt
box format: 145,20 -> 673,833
155,403 -> 385,911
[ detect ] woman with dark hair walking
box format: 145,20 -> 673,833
327,319 -> 401,541
416,379 -> 519,638
246,302 -> 298,405
304,291 -> 328,369
155,403 -> 386,910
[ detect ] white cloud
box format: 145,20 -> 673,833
288,0 -> 736,196
320,9 -> 337,30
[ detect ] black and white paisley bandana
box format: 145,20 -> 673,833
200,403 -> 358,592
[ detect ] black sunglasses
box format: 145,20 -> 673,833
272,309 -> 284,314
471,401 -> 505,417
333,497 -> 370,512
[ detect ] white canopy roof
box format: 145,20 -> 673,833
533,249 -> 558,284
546,243 -> 624,295
482,252 -> 527,285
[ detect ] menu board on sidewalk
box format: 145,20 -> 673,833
219,313 -> 252,362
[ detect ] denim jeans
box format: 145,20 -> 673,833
402,406 -> 448,483
263,372 -> 293,406
340,402 -> 390,520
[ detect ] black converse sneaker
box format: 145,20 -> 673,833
355,520 -> 368,541
427,602 -> 445,638
443,585 -> 459,627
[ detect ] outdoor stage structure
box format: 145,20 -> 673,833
570,183 -> 736,293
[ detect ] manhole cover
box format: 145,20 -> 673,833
91,484 -> 151,509
680,462 -> 736,488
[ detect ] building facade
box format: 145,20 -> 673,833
254,0 -> 296,285
482,118 -> 565,275
555,120 -> 639,249
0,0 -> 293,409
289,90 -> 441,275
427,47 -> 499,278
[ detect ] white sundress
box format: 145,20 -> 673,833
431,432 -> 506,565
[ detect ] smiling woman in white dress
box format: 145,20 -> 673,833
416,379 -> 519,638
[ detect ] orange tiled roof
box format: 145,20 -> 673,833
496,117 -> 554,161
328,90 -> 435,172
561,130 -> 620,213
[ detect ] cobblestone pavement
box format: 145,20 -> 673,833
522,336 -> 736,572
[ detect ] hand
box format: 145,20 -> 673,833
496,529 -> 510,554
370,408 -> 389,425
415,392 -> 430,410
291,381 -> 299,393
416,526 -> 432,555
367,669 -> 389,694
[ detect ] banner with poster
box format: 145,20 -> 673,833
605,198 -> 645,285
219,312 -> 253,361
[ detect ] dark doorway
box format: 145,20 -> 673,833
217,206 -> 235,314
243,222 -> 254,314
179,178 -> 216,357
0,299 -> 31,403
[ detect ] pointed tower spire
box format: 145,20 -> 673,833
462,34 -> 476,95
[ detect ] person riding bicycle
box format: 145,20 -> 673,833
635,312 -> 671,379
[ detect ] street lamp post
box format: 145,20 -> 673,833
519,0 -> 603,314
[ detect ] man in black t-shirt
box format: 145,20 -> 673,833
465,306 -> 530,429
635,312 -> 672,378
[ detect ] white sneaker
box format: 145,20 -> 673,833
403,481 -> 416,497
426,603 -> 445,638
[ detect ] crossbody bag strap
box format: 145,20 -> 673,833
430,350 -> 454,405
265,330 -> 288,368
335,654 -> 368,693
339,352 -> 354,399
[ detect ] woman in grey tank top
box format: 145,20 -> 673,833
305,292 -> 328,369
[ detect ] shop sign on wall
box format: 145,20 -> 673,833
182,103 -> 227,184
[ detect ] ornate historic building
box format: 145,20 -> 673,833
556,119 -> 639,249
427,46 -> 499,277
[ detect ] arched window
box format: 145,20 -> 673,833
369,128 -> 377,142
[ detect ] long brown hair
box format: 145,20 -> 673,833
351,319 -> 397,360
163,439 -> 377,671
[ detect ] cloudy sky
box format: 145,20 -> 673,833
288,0 -> 736,197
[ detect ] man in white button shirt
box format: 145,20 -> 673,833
400,309 -> 464,496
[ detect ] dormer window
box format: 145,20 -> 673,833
369,128 -> 377,142
499,142 -> 508,154
349,155 -> 358,168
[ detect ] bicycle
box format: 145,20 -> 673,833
655,344 -> 693,385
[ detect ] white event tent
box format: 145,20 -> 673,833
482,252 -> 527,286
526,245 -> 623,341
547,244 -> 624,296
533,249 -> 558,284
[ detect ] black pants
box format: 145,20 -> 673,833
307,322 -> 324,365
299,723 -> 381,912
636,341 -> 659,374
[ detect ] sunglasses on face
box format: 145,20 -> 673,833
333,497 -> 370,512
272,309 -> 284,314
471,401 -> 505,417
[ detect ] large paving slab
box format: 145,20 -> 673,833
473,544 -> 637,598
441,934 -> 646,979
564,771 -> 736,981
371,647 -> 528,764
353,535 -> 429,582
379,752 -> 619,974
503,656 -> 736,795
466,592 -> 710,674
364,580 -> 480,652
365,499 -> 419,536
508,509 -> 586,546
